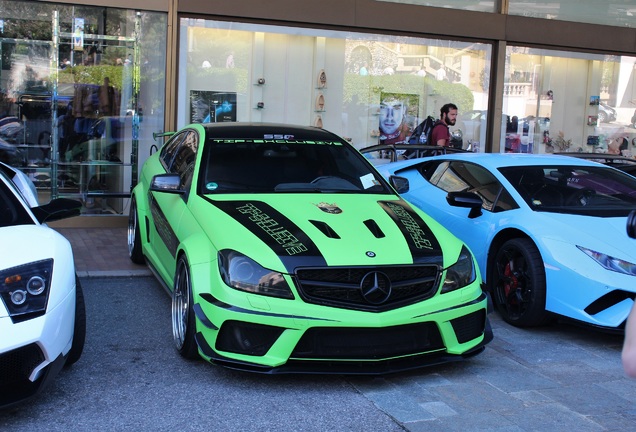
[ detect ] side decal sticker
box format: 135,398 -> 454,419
149,192 -> 179,257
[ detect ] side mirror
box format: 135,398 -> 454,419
627,210 -> 636,239
31,198 -> 82,223
150,173 -> 185,194
447,191 -> 483,219
389,175 -> 410,194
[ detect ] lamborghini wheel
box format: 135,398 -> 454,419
490,238 -> 551,327
172,255 -> 199,359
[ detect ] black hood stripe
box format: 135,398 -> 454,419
206,198 -> 328,272
379,200 -> 443,265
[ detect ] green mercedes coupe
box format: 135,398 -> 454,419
128,122 -> 492,373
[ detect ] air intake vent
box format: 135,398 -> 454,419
363,219 -> 385,238
309,220 -> 340,239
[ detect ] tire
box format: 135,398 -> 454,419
172,255 -> 199,359
65,275 -> 86,366
489,238 -> 551,327
127,197 -> 145,264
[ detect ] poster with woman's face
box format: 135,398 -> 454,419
379,92 -> 418,145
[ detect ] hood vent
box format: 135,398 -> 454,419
364,219 -> 385,238
309,220 -> 340,239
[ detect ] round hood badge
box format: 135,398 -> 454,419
360,271 -> 392,304
315,202 -> 342,214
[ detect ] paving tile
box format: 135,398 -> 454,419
363,387 -> 437,423
429,382 -> 525,415
405,412 -> 523,432
539,382 -> 634,416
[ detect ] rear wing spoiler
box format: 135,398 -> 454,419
150,131 -> 176,155
152,131 -> 176,141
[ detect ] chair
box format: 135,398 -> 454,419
518,169 -> 563,206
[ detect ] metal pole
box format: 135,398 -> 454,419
51,10 -> 59,199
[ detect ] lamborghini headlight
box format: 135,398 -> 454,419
578,246 -> 636,276
441,246 -> 476,294
218,250 -> 294,299
0,258 -> 53,323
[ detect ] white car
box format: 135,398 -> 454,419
0,162 -> 85,408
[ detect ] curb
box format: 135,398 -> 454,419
76,269 -> 153,278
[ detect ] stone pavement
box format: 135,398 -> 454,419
52,227 -> 636,431
54,227 -> 151,277
348,314 -> 635,431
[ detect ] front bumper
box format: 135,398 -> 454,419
0,346 -> 66,408
192,284 -> 492,374
0,287 -> 75,407
543,248 -> 636,329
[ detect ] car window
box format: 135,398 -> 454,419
200,138 -> 391,194
429,161 -> 518,213
500,165 -> 636,216
0,177 -> 35,227
419,160 -> 448,183
171,132 -> 198,175
159,131 -> 187,171
171,131 -> 199,189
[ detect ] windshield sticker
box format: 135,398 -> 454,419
206,182 -> 219,191
210,139 -> 343,146
263,134 -> 295,140
360,173 -> 379,189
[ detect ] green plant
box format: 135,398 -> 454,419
546,131 -> 572,152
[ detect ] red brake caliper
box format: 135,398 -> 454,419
503,260 -> 519,304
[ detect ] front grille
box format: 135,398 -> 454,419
291,322 -> 444,359
0,343 -> 44,386
450,310 -> 486,344
295,265 -> 440,311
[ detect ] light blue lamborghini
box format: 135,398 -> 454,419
378,153 -> 636,331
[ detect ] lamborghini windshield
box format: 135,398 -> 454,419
500,165 -> 636,217
200,138 -> 392,194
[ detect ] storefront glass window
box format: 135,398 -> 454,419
502,46 -> 636,155
508,1 -> 636,28
0,1 -> 166,215
179,19 -> 492,153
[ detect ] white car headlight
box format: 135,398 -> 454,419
218,250 -> 294,299
578,246 -> 636,276
0,259 -> 53,323
442,246 -> 476,294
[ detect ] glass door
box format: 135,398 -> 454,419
0,6 -> 140,214
53,11 -> 140,214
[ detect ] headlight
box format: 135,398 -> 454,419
441,246 -> 476,294
578,246 -> 636,276
0,259 -> 53,323
218,250 -> 294,299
